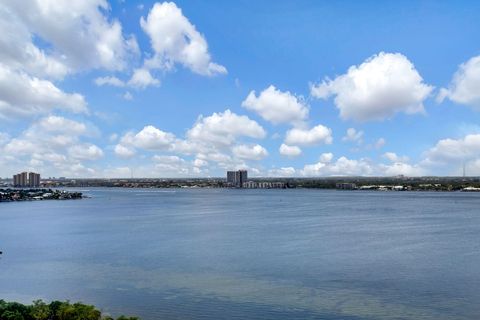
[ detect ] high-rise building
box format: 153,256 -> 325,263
29,172 -> 40,187
227,171 -> 236,185
20,172 -> 28,187
13,174 -> 20,187
12,171 -> 41,187
226,170 -> 248,188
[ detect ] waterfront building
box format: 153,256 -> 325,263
243,181 -> 285,189
336,183 -> 357,190
29,172 -> 41,187
226,170 -> 248,187
227,171 -> 236,184
12,171 -> 41,187
243,181 -> 258,188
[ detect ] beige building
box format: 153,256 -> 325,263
13,171 -> 41,187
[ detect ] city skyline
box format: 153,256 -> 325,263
1,1 -> 480,178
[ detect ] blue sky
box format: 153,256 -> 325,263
1,0 -> 480,178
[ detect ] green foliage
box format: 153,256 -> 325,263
0,300 -> 138,320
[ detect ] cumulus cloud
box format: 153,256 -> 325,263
380,162 -> 424,176
379,152 -> 423,176
268,167 -> 296,177
152,155 -> 185,164
0,132 -> 10,146
284,124 -> 333,146
319,152 -> 334,163
425,134 -> 480,163
342,128 -> 364,143
94,76 -> 125,87
302,155 -> 373,176
111,109 -> 268,175
37,115 -> 88,136
120,125 -> 176,151
128,68 -> 160,89
114,144 -> 135,158
232,144 -> 268,160
438,55 -> 480,108
123,91 -> 133,101
279,143 -> 302,157
383,152 -> 409,163
152,155 -> 196,176
140,2 -> 226,76
1,115 -> 100,176
193,158 -> 208,167
375,138 -> 386,149
68,144 -> 104,160
242,85 -> 308,125
0,64 -> 87,118
0,5 -> 69,79
1,0 -> 138,76
187,109 -> 266,146
311,52 -> 433,121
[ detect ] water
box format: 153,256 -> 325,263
1,188 -> 480,319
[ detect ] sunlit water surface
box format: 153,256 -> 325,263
1,188 -> 480,319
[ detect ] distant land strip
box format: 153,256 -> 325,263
1,177 -> 478,192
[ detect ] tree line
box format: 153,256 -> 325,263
0,300 -> 138,320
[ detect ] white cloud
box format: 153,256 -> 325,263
268,167 -> 296,177
375,138 -> 386,149
380,162 -> 424,176
284,124 -> 333,146
279,143 -> 302,157
0,5 -> 69,79
1,0 -> 138,76
121,125 -> 176,151
187,109 -> 266,146
342,128 -> 363,143
37,115 -> 88,135
241,85 -> 308,125
193,158 -> 208,167
232,144 -> 268,160
379,152 -> 423,176
0,64 -> 87,118
140,2 -> 226,76
114,144 -> 135,158
438,55 -> 480,108
68,144 -> 104,160
311,52 -> 433,121
94,76 -> 125,87
425,134 -> 480,163
152,155 -> 184,164
302,156 -> 373,176
152,155 -> 194,175
123,91 -> 133,101
128,68 -> 160,89
5,0 -> 138,72
383,152 -> 409,163
1,115 -> 101,177
103,166 -> 132,178
0,132 -> 10,146
197,151 -> 231,164
319,152 -> 334,163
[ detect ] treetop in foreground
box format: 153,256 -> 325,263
0,300 -> 139,320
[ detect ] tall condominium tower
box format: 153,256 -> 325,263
29,172 -> 41,187
13,171 -> 41,187
226,170 -> 248,188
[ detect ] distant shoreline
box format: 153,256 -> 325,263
2,176 -> 476,192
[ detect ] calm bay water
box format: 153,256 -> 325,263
1,188 -> 480,319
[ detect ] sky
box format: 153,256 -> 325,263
1,0 -> 480,178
